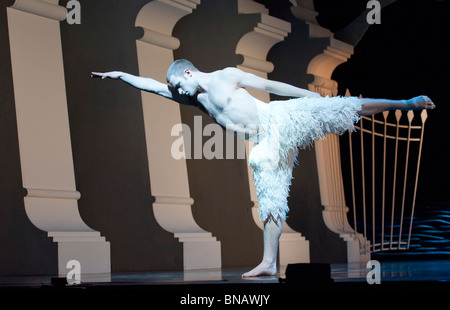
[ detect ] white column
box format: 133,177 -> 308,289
7,0 -> 110,278
135,0 -> 221,270
237,0 -> 310,266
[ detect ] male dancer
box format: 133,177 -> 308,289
92,59 -> 434,277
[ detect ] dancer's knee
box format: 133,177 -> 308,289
264,214 -> 282,226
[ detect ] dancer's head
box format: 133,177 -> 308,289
166,59 -> 199,96
166,59 -> 198,82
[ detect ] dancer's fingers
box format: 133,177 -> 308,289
91,72 -> 105,78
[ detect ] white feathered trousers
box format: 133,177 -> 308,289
249,96 -> 362,222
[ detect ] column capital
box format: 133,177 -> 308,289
236,2 -> 291,74
136,0 -> 200,37
307,39 -> 354,96
9,0 -> 67,21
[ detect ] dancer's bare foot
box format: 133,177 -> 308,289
242,261 -> 277,278
407,95 -> 436,110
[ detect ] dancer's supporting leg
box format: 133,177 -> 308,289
242,215 -> 282,278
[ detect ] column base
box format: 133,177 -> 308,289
279,225 -> 311,266
341,233 -> 371,263
176,233 -> 222,270
50,232 -> 111,279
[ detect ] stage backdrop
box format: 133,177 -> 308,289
2,0 -> 399,275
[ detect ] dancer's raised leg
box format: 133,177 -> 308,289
358,95 -> 435,116
242,215 -> 282,278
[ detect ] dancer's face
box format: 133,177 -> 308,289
169,70 -> 198,96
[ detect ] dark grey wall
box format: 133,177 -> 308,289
0,0 -> 58,275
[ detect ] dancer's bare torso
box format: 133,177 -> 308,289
171,68 -> 262,137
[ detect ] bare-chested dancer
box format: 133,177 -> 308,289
92,59 -> 435,278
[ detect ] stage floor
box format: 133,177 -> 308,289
1,259 -> 450,287
0,260 -> 449,305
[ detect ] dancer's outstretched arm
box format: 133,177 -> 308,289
91,71 -> 194,105
222,67 -> 321,98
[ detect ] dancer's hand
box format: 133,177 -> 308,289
91,71 -> 123,79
